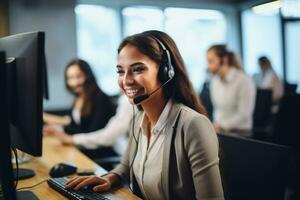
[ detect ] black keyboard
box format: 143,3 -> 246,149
47,177 -> 120,200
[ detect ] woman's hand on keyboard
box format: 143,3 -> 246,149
65,175 -> 112,192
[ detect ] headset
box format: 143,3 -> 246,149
133,34 -> 175,104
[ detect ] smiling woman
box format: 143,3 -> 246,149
117,44 -> 160,104
66,31 -> 224,200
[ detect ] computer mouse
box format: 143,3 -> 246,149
49,162 -> 77,178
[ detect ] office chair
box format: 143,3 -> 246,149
273,94 -> 300,148
271,94 -> 300,199
218,133 -> 291,200
252,89 -> 273,140
253,89 -> 272,128
284,83 -> 298,96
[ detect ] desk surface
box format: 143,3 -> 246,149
17,136 -> 139,200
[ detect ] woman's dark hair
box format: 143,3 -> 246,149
208,44 -> 243,71
64,58 -> 100,116
118,30 -> 207,116
258,56 -> 272,69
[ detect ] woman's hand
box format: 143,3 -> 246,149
43,112 -> 71,126
43,125 -> 74,145
43,125 -> 62,136
66,176 -> 112,192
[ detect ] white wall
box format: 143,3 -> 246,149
9,0 -> 77,110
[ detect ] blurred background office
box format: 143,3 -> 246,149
1,0 -> 300,199
1,0 -> 299,109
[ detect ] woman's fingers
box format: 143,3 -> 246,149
66,176 -> 111,192
66,176 -> 88,188
93,181 -> 111,192
74,176 -> 101,190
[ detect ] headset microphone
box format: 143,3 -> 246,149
133,77 -> 173,104
133,93 -> 149,105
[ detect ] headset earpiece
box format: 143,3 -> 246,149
150,36 -> 175,83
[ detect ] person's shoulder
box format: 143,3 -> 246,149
175,103 -> 216,141
236,70 -> 254,85
175,103 -> 210,125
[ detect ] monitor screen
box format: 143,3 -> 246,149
0,31 -> 47,156
0,51 -> 17,200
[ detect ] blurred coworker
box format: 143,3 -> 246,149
253,56 -> 283,102
207,44 -> 256,135
43,58 -> 115,137
45,95 -> 131,156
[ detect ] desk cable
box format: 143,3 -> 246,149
12,148 -> 19,189
12,149 -> 47,192
16,179 -> 47,191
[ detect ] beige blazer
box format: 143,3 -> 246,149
111,102 -> 224,200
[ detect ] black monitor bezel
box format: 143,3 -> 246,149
0,51 -> 17,200
0,31 -> 46,156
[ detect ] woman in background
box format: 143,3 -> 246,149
253,56 -> 283,103
43,58 -> 115,137
66,30 -> 224,200
207,44 -> 256,135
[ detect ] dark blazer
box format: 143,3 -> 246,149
64,89 -> 115,134
112,102 -> 224,200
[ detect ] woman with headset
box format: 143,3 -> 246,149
207,45 -> 256,135
66,31 -> 224,200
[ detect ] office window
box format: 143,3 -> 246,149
75,5 -> 121,95
285,21 -> 300,92
122,7 -> 164,37
76,5 -> 226,94
165,8 -> 226,92
241,10 -> 283,78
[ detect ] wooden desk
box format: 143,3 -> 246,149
16,136 -> 139,200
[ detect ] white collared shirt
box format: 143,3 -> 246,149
72,109 -> 81,125
210,68 -> 256,131
72,95 -> 131,155
133,99 -> 173,200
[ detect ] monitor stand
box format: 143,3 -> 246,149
12,152 -> 35,180
17,191 -> 39,200
13,168 -> 35,180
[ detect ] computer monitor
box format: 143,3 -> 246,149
0,31 -> 48,156
0,32 -> 48,199
0,51 -> 17,200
